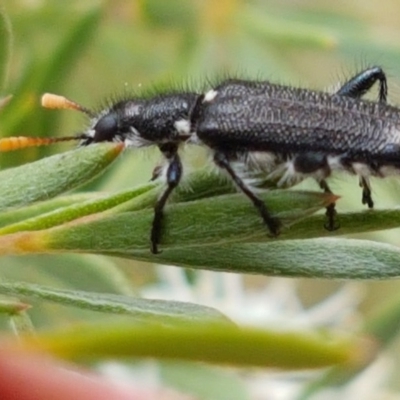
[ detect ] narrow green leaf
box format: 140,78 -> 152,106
152,239 -> 400,279
18,322 -> 356,369
8,232 -> 400,279
0,194 -> 97,228
0,169 -> 267,234
0,282 -> 231,325
39,189 -> 331,251
0,143 -> 123,210
2,171 -> 400,279
0,169 -> 235,234
0,183 -> 157,234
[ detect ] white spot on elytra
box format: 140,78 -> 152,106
204,89 -> 218,103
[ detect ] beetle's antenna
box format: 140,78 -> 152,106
0,135 -> 87,152
41,93 -> 96,118
0,93 -> 96,152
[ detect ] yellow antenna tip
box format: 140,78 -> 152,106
41,93 -> 82,112
41,93 -> 94,117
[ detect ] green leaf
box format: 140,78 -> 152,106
0,164 -> 235,234
4,223 -> 400,279
0,143 -> 123,210
151,239 -> 400,279
2,159 -> 400,279
17,321 -> 357,369
0,194 -> 97,228
2,176 -> 400,279
30,189 -> 332,252
0,183 -> 157,234
0,281 -> 231,325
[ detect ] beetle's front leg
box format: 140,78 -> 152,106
151,143 -> 182,254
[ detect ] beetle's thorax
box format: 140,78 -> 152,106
85,92 -> 200,147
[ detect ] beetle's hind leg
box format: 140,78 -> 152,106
213,151 -> 281,236
336,66 -> 388,103
336,67 -> 388,209
359,176 -> 374,208
326,66 -> 388,222
319,179 -> 340,231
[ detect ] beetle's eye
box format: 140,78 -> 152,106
93,113 -> 118,142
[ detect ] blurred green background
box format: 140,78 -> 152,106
2,0 -> 400,397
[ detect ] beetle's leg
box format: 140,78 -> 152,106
320,67 -> 388,230
214,151 -> 281,236
319,179 -> 340,231
359,176 -> 374,208
337,67 -> 387,208
151,143 -> 182,254
336,66 -> 387,103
